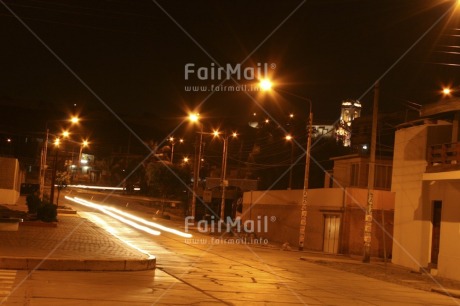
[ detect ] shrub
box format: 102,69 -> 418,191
26,194 -> 41,214
37,202 -> 57,222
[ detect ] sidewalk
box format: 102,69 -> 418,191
297,251 -> 460,300
0,196 -> 155,271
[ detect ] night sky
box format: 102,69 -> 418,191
1,0 -> 460,147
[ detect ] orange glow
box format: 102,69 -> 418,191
188,113 -> 199,123
70,116 -> 79,124
442,87 -> 452,96
259,78 -> 272,91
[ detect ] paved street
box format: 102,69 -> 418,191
1,192 -> 460,305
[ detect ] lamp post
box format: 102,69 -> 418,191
49,138 -> 62,206
285,134 -> 294,190
189,113 -> 203,218
259,78 -> 313,251
40,116 -> 79,200
217,131 -> 237,221
169,137 -> 183,164
78,140 -> 89,167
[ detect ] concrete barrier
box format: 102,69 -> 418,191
0,218 -> 23,231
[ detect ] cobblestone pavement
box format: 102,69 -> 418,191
0,215 -> 146,260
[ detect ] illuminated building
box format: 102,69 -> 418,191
336,99 -> 362,146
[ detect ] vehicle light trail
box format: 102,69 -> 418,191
65,196 -> 161,236
84,212 -> 155,260
65,196 -> 192,238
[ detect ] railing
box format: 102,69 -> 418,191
427,142 -> 460,168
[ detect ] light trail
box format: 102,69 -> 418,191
65,196 -> 161,236
103,207 -> 192,238
65,196 -> 192,238
84,213 -> 155,260
67,184 -> 141,191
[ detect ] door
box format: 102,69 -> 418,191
323,215 -> 340,254
431,201 -> 442,266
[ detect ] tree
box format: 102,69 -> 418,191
145,161 -> 191,200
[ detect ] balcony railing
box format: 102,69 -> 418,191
427,142 -> 460,171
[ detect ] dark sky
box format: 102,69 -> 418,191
1,0 -> 460,145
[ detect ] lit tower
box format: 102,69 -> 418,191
336,99 -> 362,146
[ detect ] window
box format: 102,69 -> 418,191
350,163 -> 360,186
374,164 -> 392,190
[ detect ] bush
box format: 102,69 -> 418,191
37,202 -> 57,222
26,194 -> 41,214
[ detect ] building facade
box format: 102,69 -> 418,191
242,153 -> 395,257
391,99 -> 460,281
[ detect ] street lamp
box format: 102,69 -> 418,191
40,116 -> 80,200
259,79 -> 313,251
49,133 -> 69,206
285,134 -> 294,190
169,137 -> 183,164
78,140 -> 89,167
189,113 -> 203,218
214,130 -> 238,221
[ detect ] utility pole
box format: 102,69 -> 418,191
363,81 -> 379,263
191,126 -> 203,218
220,136 -> 229,221
298,103 -> 313,251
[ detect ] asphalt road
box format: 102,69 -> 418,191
2,190 -> 459,305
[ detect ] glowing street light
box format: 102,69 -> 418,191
79,139 -> 89,167
285,135 -> 295,190
189,113 -> 199,123
168,137 -> 183,163
189,112 -> 203,218
70,116 -> 80,124
259,78 -> 273,91
214,130 -> 238,221
442,87 -> 452,97
40,115 -> 80,200
259,78 -> 313,251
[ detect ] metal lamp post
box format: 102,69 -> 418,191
49,138 -> 61,206
39,116 -> 79,200
189,113 -> 203,219
219,132 -> 237,221
258,79 -> 314,250
169,137 -> 183,164
285,134 -> 294,190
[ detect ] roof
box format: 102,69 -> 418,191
420,98 -> 460,117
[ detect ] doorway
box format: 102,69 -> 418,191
430,201 -> 442,266
323,214 -> 340,254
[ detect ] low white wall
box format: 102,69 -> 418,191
0,189 -> 19,205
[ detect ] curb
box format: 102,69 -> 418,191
0,257 -> 156,271
431,287 -> 460,299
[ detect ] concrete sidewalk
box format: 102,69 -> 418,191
0,196 -> 155,271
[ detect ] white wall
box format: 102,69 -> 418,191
391,122 -> 455,274
0,157 -> 20,204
